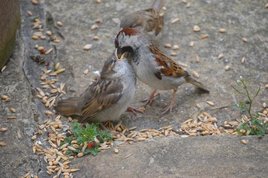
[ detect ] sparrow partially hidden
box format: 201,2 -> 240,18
120,0 -> 164,45
115,28 -> 209,114
55,50 -> 136,122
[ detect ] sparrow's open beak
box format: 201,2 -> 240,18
115,48 -> 125,60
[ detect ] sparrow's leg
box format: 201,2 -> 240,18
161,89 -> 177,115
127,106 -> 145,115
142,89 -> 159,106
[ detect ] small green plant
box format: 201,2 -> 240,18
64,122 -> 112,156
232,79 -> 267,136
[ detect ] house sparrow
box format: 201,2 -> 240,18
115,28 -> 210,114
120,0 -> 164,45
54,49 -> 136,122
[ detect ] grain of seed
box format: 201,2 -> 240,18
31,0 -> 39,5
192,71 -> 200,78
242,37 -> 248,43
193,25 -> 200,32
45,48 -> 53,55
1,65 -> 7,72
241,139 -> 249,144
189,41 -> 194,47
46,31 -> 52,36
91,24 -> 99,30
206,101 -> 215,106
83,69 -> 89,75
93,36 -> 99,40
171,17 -> 180,24
164,43 -> 172,48
225,65 -> 230,71
96,0 -> 101,3
219,28 -> 226,33
241,57 -> 245,64
265,84 -> 268,89
0,141 -> 7,146
172,45 -> 179,50
170,51 -> 177,56
263,102 -> 267,108
83,44 -> 92,51
200,34 -> 209,39
7,115 -> 16,119
32,35 -> 39,40
0,128 -> 8,132
9,107 -> 16,113
218,53 -> 224,59
56,21 -> 63,27
27,10 -> 33,16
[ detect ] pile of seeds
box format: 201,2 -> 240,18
105,123 -> 178,144
180,112 -> 221,136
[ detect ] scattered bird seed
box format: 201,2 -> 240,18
45,48 -> 53,55
113,148 -> 119,154
83,69 -> 89,75
172,45 -> 179,50
1,65 -> 7,72
218,53 -> 224,59
206,101 -> 215,106
192,71 -> 200,78
263,103 -> 267,108
193,25 -> 200,32
32,35 -> 39,40
96,0 -> 101,3
9,107 -> 16,113
170,51 -> 177,56
265,84 -> 268,89
219,28 -> 226,33
56,21 -> 63,27
27,10 -> 33,16
46,31 -> 52,36
91,24 -> 99,30
242,37 -> 248,43
83,44 -> 92,51
93,36 -> 99,41
0,141 -> 7,146
164,43 -> 172,48
200,34 -> 209,39
225,65 -> 231,71
266,3 -> 268,8
189,41 -> 194,47
1,95 -> 10,102
0,128 -> 8,132
241,57 -> 245,64
171,17 -> 180,24
241,139 -> 249,145
31,0 -> 39,5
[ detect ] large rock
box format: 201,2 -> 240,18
0,0 -> 20,68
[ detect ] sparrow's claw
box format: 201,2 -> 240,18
161,89 -> 177,115
141,89 -> 159,106
127,106 -> 145,116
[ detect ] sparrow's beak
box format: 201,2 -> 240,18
115,48 -> 126,60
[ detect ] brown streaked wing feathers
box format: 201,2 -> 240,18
80,78 -> 123,118
149,45 -> 187,78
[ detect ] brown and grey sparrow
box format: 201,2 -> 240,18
55,50 -> 136,122
115,28 -> 209,114
120,0 -> 164,45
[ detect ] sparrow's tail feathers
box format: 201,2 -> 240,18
54,97 -> 81,116
152,0 -> 164,10
185,76 -> 210,93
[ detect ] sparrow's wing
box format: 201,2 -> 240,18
80,78 -> 123,119
149,45 -> 188,79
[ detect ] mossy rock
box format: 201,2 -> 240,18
0,0 -> 21,69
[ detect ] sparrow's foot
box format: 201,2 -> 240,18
127,106 -> 145,116
141,89 -> 159,106
161,89 -> 177,115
